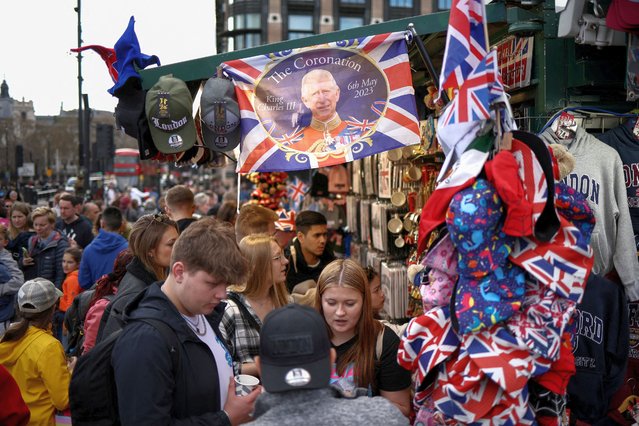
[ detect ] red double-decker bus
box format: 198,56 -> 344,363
113,148 -> 142,190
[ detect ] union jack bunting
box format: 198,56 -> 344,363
439,50 -> 506,126
439,0 -> 488,92
221,31 -> 420,172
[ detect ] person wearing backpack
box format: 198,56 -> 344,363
82,249 -> 133,354
63,249 -> 134,357
0,278 -> 75,425
111,217 -> 259,425
96,213 -> 178,342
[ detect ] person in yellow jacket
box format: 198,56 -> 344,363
0,277 -> 73,425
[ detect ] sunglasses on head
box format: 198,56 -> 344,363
144,213 -> 171,230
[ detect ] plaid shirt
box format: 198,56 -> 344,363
219,293 -> 262,365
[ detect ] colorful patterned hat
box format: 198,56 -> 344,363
446,179 -> 515,278
452,263 -> 526,334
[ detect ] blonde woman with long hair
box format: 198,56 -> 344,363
220,233 -> 290,377
315,259 -> 411,417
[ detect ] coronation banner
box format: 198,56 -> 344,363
221,31 -> 421,173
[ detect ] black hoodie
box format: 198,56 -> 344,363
285,237 -> 335,293
112,283 -> 232,425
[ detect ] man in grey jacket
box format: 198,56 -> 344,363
251,304 -> 408,426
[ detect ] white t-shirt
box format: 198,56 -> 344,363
182,314 -> 233,406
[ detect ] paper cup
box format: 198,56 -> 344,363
234,374 -> 260,396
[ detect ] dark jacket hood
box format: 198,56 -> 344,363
126,256 -> 158,286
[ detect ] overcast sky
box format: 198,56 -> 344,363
1,1 -> 216,116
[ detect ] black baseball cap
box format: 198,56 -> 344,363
259,304 -> 331,393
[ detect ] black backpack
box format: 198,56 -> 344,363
69,318 -> 180,426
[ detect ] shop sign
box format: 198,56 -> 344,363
18,162 -> 35,177
494,35 -> 534,91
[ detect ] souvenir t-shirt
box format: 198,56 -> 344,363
330,326 -> 411,396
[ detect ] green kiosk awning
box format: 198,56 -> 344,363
139,2 -> 522,90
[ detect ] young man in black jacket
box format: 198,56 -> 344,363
285,210 -> 335,293
112,218 -> 259,425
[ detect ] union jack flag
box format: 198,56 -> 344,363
344,117 -> 374,134
221,31 -> 420,172
287,177 -> 308,210
510,138 -> 549,235
276,127 -> 304,147
507,278 -> 577,361
439,0 -> 488,93
510,216 -> 593,304
439,50 -> 505,126
398,306 -> 461,390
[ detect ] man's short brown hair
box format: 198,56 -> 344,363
165,185 -> 195,210
234,204 -> 278,242
172,217 -> 248,285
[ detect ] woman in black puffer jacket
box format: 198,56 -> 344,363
21,207 -> 69,290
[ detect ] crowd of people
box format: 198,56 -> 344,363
0,184 -> 411,426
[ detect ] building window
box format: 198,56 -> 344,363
224,9 -> 262,52
233,33 -> 262,50
390,0 -> 413,6
336,0 -> 369,29
234,13 -> 260,30
339,16 -> 364,30
436,0 -> 452,9
288,14 -> 314,39
385,0 -> 420,20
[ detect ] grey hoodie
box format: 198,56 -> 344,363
540,126 -> 639,300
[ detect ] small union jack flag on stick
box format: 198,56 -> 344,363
439,50 -> 506,126
287,177 -> 308,211
439,0 -> 488,94
274,208 -> 296,232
